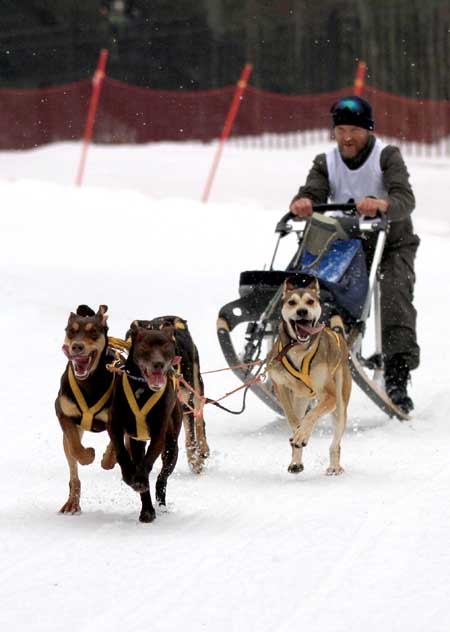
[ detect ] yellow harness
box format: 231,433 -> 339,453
277,328 -> 342,397
110,326 -> 181,442
68,364 -> 115,431
122,373 -> 170,442
108,336 -> 131,353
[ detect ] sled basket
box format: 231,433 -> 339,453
287,213 -> 369,320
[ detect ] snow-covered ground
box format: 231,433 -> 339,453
1,140 -> 450,632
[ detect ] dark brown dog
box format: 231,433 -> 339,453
55,304 -> 116,514
108,322 -> 183,523
127,316 -> 209,473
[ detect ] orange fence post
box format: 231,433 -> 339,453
353,61 -> 366,96
202,63 -> 253,203
76,49 -> 109,187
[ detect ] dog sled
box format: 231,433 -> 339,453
216,203 -> 410,421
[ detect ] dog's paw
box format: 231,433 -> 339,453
287,463 -> 304,474
101,456 -> 115,470
325,466 -> 344,476
291,429 -> 308,448
59,501 -> 81,515
78,447 -> 95,466
139,508 -> 156,523
188,454 -> 206,474
131,475 -> 149,493
100,447 -> 116,470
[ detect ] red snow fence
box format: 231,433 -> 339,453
1,78 -> 450,154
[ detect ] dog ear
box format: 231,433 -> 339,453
282,278 -> 296,298
67,312 -> 77,325
127,320 -> 141,341
160,323 -> 176,342
135,329 -> 146,343
96,305 -> 108,326
306,278 -> 321,297
76,305 -> 95,317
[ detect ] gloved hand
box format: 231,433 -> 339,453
290,197 -> 313,217
356,197 -> 388,217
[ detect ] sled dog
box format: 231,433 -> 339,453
55,304 -> 116,514
268,279 -> 352,475
108,322 -> 183,523
126,316 -> 209,473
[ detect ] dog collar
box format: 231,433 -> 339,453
68,365 -> 115,431
122,373 -> 168,442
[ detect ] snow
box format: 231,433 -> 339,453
1,139 -> 450,632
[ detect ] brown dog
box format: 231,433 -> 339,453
268,279 -> 352,475
55,304 -> 116,514
108,322 -> 183,523
126,316 -> 209,473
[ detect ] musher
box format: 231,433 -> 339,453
289,95 -> 420,414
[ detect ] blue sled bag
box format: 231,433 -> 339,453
288,214 -> 369,320
298,239 -> 368,320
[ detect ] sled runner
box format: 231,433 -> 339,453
217,203 -> 410,421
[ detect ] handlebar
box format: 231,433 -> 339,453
275,203 -> 388,236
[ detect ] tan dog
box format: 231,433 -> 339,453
268,279 -> 352,475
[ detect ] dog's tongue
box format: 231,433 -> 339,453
62,345 -> 91,369
72,356 -> 91,376
146,371 -> 166,390
296,322 -> 325,336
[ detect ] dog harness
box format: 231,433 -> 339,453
122,373 -> 170,442
68,365 -> 115,431
277,329 -> 342,397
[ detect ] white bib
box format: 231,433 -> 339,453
326,138 -> 388,203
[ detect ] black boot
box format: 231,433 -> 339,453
384,355 -> 414,414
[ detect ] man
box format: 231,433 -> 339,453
290,95 -> 420,414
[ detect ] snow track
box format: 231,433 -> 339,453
1,142 -> 450,631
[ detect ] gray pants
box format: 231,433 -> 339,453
363,237 -> 420,371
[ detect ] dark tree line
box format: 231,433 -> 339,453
1,0 -> 450,99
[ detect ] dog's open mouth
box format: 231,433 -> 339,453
142,368 -> 167,391
290,319 -> 322,343
64,347 -> 97,379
